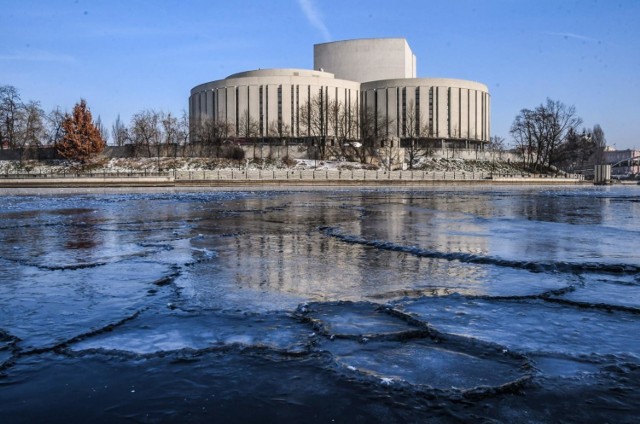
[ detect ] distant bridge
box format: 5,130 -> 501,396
610,155 -> 640,168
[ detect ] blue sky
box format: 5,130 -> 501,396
1,0 -> 638,149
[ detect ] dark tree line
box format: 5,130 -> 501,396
0,85 -> 64,161
0,85 -> 110,163
510,98 -> 606,172
4,83 -> 608,171
1,84 -> 198,163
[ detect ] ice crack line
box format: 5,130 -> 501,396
16,308 -> 147,357
319,226 -> 640,275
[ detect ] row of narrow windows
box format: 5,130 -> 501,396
194,85 -> 488,140
365,87 -> 489,140
195,85 -> 359,138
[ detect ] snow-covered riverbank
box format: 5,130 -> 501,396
0,156 -> 532,176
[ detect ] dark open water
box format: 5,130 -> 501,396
1,185 -> 639,423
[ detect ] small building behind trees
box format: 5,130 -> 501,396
603,148 -> 640,177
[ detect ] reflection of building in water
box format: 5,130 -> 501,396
190,38 -> 490,147
216,195 -> 493,299
367,195 -> 492,257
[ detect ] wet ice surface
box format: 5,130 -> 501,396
324,338 -> 527,390
1,186 -> 640,423
72,309 -> 312,355
299,301 -> 423,337
397,295 -> 640,358
554,274 -> 640,310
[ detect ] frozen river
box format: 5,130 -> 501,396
1,185 -> 639,423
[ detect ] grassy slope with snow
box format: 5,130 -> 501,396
0,156 -> 533,176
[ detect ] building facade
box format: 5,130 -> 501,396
604,149 -> 640,176
189,38 -> 490,145
314,38 -> 416,83
190,68 -> 360,139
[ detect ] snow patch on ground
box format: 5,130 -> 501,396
0,156 -> 530,175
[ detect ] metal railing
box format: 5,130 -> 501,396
175,169 -> 493,181
0,169 -> 585,182
0,170 -> 171,179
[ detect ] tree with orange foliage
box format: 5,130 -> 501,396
57,99 -> 105,163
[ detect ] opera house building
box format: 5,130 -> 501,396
190,38 -> 490,146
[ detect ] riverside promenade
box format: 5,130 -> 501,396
0,169 -> 585,188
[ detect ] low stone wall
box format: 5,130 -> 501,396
0,170 -> 585,188
0,175 -> 173,188
175,169 -> 494,182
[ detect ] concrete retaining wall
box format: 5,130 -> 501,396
173,169 -> 496,182
0,170 -> 585,188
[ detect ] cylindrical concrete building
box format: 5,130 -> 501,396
361,78 -> 490,142
189,38 -> 491,146
190,68 -> 360,139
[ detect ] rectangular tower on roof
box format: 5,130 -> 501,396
314,38 -> 417,83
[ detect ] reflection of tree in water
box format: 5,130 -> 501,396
65,226 -> 98,250
63,211 -> 99,250
518,193 -> 604,225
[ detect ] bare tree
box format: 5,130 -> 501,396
0,85 -> 23,148
265,119 -> 290,160
487,135 -> 506,152
111,114 -> 129,147
176,110 -> 192,156
130,109 -> 161,159
510,98 -> 582,171
298,94 -> 362,161
543,99 -> 582,166
298,93 -> 331,160
236,109 -> 260,159
299,93 -> 325,138
324,99 -> 359,160
94,116 -> 110,145
161,112 -> 179,158
268,119 -> 291,142
359,105 -> 395,166
194,117 -> 233,157
555,128 -> 596,172
510,108 -> 535,167
403,100 -> 431,169
237,109 -> 260,139
11,100 -> 47,162
47,107 -> 66,147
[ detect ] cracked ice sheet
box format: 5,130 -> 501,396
345,195 -> 639,267
396,296 -> 640,359
191,232 -> 574,306
530,356 -> 601,378
173,259 -> 309,313
0,226 -> 192,272
301,302 -> 420,336
0,259 -> 175,350
323,338 -> 526,390
552,274 -> 640,310
71,310 -> 312,354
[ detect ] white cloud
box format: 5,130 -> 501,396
296,0 -> 331,41
544,32 -> 596,42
